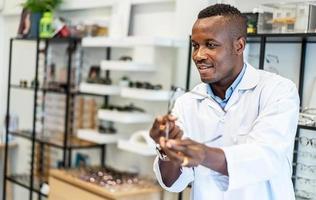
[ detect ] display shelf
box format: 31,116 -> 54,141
10,84 -> 74,95
6,174 -> 47,197
118,140 -> 156,156
131,0 -> 175,4
77,129 -> 125,144
298,124 -> 316,131
9,130 -> 100,149
79,82 -> 121,96
100,60 -> 155,72
82,36 -> 186,48
247,33 -> 316,43
98,109 -> 152,123
49,169 -> 161,199
60,0 -> 114,10
60,0 -> 175,11
12,37 -> 81,43
120,87 -> 170,101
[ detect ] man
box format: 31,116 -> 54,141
150,4 -> 299,200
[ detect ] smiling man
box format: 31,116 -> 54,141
150,4 -> 300,200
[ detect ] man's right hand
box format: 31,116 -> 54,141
150,114 -> 183,144
150,115 -> 184,187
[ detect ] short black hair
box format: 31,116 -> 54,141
198,4 -> 247,39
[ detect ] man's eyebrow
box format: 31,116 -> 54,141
205,39 -> 219,43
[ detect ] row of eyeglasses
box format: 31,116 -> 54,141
299,108 -> 316,126
67,167 -> 157,192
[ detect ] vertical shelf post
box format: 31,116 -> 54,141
2,38 -> 14,200
259,36 -> 266,70
29,38 -> 41,200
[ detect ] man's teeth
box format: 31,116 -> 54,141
200,66 -> 212,69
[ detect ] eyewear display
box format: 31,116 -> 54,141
102,103 -> 145,113
295,189 -> 316,199
98,126 -> 116,134
297,136 -> 316,148
119,56 -> 132,61
296,151 -> 316,165
299,108 -> 316,127
129,81 -> 162,90
295,177 -> 316,194
296,162 -> 316,177
67,167 -> 157,192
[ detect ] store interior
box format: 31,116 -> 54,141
0,0 -> 316,199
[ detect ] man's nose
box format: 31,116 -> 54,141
193,47 -> 207,61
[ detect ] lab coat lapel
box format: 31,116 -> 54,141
190,83 -> 224,114
224,63 -> 259,111
205,97 -> 224,114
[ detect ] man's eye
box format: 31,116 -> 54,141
192,43 -> 198,50
207,43 -> 217,48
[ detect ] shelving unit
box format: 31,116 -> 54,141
2,38 -> 106,200
79,34 -> 187,160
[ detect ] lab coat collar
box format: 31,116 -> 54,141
190,62 -> 259,100
237,62 -> 259,91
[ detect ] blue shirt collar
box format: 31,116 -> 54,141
207,64 -> 247,108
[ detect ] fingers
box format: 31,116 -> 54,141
150,115 -> 165,143
181,156 -> 189,167
159,137 -> 183,165
168,125 -> 183,140
151,115 -> 163,130
166,139 -> 200,158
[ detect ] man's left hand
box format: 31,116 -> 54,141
165,138 -> 207,168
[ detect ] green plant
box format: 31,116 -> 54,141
22,0 -> 62,13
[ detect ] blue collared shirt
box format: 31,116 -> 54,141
208,64 -> 246,109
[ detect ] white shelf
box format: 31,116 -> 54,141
60,0 -> 174,10
77,129 -> 124,144
100,60 -> 155,72
82,36 -> 186,48
79,83 -> 120,95
60,0 -> 114,11
121,87 -> 170,101
98,109 -> 152,123
118,140 -> 156,156
131,0 -> 175,4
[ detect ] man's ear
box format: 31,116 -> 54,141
233,37 -> 246,55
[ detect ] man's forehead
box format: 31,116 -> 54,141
193,16 -> 228,29
192,16 -> 230,38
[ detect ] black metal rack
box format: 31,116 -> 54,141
2,37 -> 106,200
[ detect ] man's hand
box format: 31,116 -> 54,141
150,115 -> 184,187
150,115 -> 183,144
164,138 -> 228,175
164,138 -> 207,167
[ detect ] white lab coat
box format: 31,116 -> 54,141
153,63 -> 300,200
